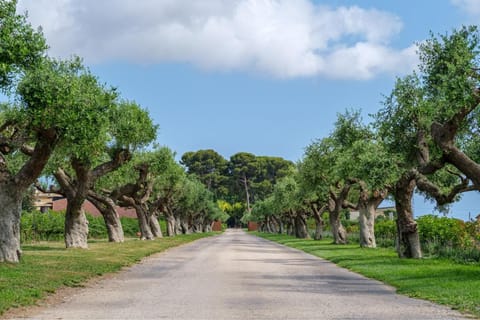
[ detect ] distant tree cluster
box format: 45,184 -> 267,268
180,149 -> 294,226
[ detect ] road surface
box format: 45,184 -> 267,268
13,229 -> 469,320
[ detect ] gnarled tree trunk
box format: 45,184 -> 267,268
0,133 -> 57,263
271,215 -> 283,234
134,203 -> 154,240
88,193 -> 124,242
64,202 -> 89,248
120,195 -> 153,240
268,216 -> 279,233
174,215 -> 191,234
55,167 -> 90,249
357,188 -> 386,248
329,211 -> 347,244
56,150 -> 131,248
358,201 -> 377,248
165,212 -> 176,236
314,220 -> 323,240
294,211 -> 310,239
149,210 -> 162,238
394,173 -> 422,258
0,188 -> 22,262
311,204 -> 325,240
278,219 -> 284,234
265,217 -> 272,233
203,220 -> 213,232
175,218 -> 183,235
328,186 -> 349,245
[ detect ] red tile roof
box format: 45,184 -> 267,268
52,198 -> 137,218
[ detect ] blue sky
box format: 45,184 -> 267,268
13,0 -> 480,220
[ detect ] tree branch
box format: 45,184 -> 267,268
53,167 -> 75,199
14,128 -> 58,190
342,200 -> 358,210
92,148 -> 131,180
20,144 -> 34,156
415,171 -> 478,205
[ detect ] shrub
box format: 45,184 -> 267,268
416,215 -> 480,263
21,210 -> 145,241
374,219 -> 396,248
86,214 -> 107,238
345,223 -> 359,234
417,215 -> 469,248
465,219 -> 480,244
21,210 -> 65,242
120,217 -> 140,237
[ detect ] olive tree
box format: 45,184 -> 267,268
51,100 -> 156,246
332,111 -> 397,248
337,140 -> 395,248
273,175 -> 310,239
0,0 -> 46,89
417,27 -> 480,192
149,148 -> 186,236
96,148 -> 174,240
249,197 -> 277,233
300,138 -> 350,244
0,0 -> 48,262
376,73 -> 475,258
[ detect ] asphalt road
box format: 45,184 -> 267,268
15,229 -> 469,320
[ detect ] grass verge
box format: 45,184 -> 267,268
254,232 -> 480,318
0,233 -> 216,316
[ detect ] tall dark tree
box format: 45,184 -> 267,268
180,149 -> 229,198
229,152 -> 258,212
229,152 -> 294,211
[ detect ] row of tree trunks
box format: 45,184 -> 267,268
286,216 -> 295,236
270,215 -> 283,234
173,216 -> 192,235
202,220 -> 213,232
165,212 -> 176,236
53,150 -> 132,249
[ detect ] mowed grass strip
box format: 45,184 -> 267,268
0,233 -> 217,315
254,233 -> 480,318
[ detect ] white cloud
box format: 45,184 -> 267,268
451,0 -> 480,16
17,0 -> 417,79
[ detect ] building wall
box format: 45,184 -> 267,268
348,207 -> 395,221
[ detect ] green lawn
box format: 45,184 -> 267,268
0,233 -> 216,316
254,232 -> 480,318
